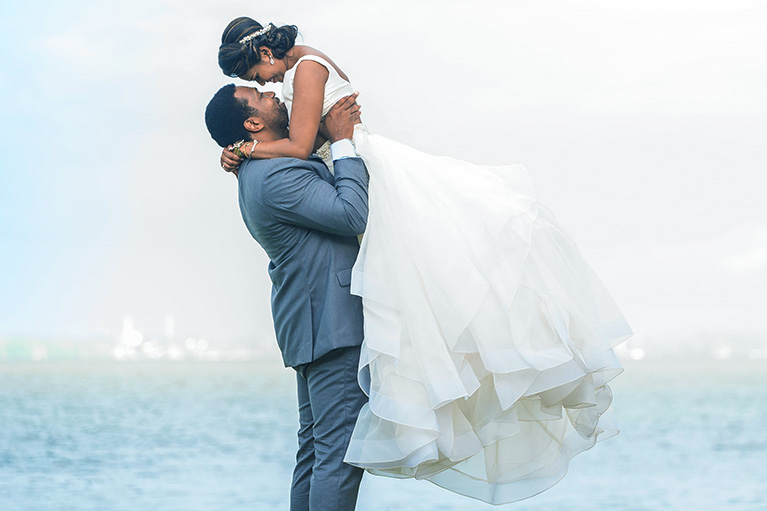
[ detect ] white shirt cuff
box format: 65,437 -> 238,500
330,139 -> 357,161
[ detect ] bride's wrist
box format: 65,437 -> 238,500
246,140 -> 260,158
231,140 -> 260,159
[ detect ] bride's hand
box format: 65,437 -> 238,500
220,146 -> 244,176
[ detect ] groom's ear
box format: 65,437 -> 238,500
243,117 -> 265,134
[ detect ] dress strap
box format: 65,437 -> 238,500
294,55 -> 333,73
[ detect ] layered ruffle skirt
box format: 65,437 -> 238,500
345,128 -> 631,504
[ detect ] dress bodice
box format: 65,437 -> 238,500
282,55 -> 356,170
281,55 -> 355,120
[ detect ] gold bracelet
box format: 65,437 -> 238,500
231,140 -> 246,158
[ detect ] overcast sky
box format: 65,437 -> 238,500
0,0 -> 765,345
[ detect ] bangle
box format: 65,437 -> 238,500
248,140 -> 260,158
231,140 -> 246,158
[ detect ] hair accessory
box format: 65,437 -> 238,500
239,25 -> 272,45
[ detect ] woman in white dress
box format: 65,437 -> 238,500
217,17 -> 632,505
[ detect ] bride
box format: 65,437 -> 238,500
217,17 -> 631,505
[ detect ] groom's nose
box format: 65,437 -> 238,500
265,91 -> 276,98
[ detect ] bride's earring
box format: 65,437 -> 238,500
269,56 -> 275,65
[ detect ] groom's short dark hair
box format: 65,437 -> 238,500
205,84 -> 257,147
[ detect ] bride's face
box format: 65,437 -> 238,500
242,48 -> 285,85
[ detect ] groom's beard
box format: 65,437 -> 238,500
266,108 -> 290,138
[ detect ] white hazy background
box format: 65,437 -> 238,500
1,0 -> 766,349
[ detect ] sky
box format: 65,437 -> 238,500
0,0 -> 765,348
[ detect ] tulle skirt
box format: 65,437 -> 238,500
345,127 -> 632,505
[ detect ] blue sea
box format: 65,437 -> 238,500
1,360 -> 765,511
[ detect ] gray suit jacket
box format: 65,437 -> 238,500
237,154 -> 369,367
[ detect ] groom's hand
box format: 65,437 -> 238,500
321,92 -> 361,143
221,146 -> 244,176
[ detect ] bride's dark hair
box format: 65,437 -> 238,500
218,17 -> 298,78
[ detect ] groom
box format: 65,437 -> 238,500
205,85 -> 369,511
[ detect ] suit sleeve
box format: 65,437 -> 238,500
263,157 -> 369,236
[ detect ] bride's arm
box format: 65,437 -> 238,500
245,60 -> 329,160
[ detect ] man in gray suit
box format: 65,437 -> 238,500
205,85 -> 368,511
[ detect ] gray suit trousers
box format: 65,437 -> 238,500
291,346 -> 368,511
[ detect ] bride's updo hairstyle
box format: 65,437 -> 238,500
218,17 -> 298,78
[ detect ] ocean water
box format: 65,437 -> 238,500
1,360 -> 765,511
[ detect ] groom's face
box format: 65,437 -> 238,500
233,86 -> 289,132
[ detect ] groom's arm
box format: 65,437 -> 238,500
263,155 -> 368,236
263,94 -> 367,236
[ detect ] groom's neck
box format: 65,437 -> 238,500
257,127 -> 288,142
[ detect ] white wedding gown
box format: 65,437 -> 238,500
283,55 -> 632,505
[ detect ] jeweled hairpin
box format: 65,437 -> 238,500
239,25 -> 272,44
